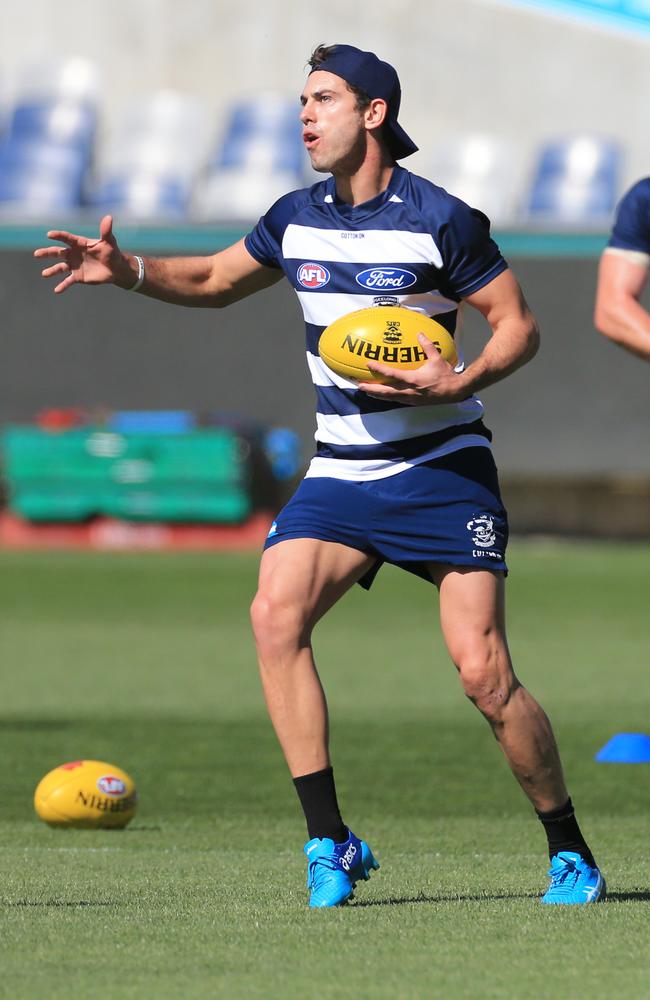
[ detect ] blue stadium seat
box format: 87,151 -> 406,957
0,77 -> 97,213
8,100 -> 96,156
427,134 -> 521,226
213,96 -> 304,175
194,94 -> 306,221
0,140 -> 87,211
525,135 -> 622,222
91,174 -> 191,220
92,91 -> 210,221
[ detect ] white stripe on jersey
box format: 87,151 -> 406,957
298,291 -> 375,327
307,352 -> 356,388
604,246 -> 650,268
296,291 -> 458,328
315,401 -> 484,447
282,225 -> 443,267
305,435 -> 492,481
307,347 -> 467,391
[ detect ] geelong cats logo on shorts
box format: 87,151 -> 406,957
467,515 -> 496,548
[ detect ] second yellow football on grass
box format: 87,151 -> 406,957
34,759 -> 137,829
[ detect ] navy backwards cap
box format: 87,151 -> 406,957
309,44 -> 418,160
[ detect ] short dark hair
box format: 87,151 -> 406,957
307,44 -> 371,112
305,44 -> 418,160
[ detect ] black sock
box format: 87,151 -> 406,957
536,798 -> 596,867
293,766 -> 348,843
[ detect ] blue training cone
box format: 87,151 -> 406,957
595,733 -> 650,763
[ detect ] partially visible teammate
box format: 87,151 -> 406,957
34,44 -> 605,907
595,177 -> 650,358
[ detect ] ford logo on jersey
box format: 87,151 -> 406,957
355,267 -> 417,290
298,263 -> 331,288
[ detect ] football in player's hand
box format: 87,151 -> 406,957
318,306 -> 458,383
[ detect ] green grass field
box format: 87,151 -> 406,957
1,541 -> 649,999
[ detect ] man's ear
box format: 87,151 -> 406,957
365,98 -> 388,133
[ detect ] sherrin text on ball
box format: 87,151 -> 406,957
318,306 -> 458,383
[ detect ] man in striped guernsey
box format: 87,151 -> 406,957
248,160 -> 500,480
35,43 -> 604,908
595,176 -> 650,358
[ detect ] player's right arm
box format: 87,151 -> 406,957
594,249 -> 650,361
33,214 -> 283,307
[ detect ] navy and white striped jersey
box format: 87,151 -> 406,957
607,177 -> 650,257
245,165 -> 508,481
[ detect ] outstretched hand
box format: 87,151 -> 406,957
33,215 -> 130,293
357,333 -> 465,405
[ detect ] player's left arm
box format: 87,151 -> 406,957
360,269 -> 539,405
594,249 -> 650,361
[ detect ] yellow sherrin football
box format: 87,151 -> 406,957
34,760 -> 137,829
318,306 -> 458,383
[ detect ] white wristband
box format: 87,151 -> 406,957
129,255 -> 145,292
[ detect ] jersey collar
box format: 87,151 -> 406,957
326,165 -> 407,222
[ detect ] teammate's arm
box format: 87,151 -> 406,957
359,269 -> 539,405
594,249 -> 650,361
34,215 -> 282,307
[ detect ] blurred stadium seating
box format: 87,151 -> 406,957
0,57 -> 97,214
524,134 -> 622,224
0,55 -> 630,225
193,93 -> 307,220
426,134 -> 523,226
91,91 -> 211,220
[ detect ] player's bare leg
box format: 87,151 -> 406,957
251,538 -> 381,907
251,538 -> 375,777
431,563 -> 604,902
430,564 -> 568,812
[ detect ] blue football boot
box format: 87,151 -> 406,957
304,829 -> 380,908
542,851 -> 606,904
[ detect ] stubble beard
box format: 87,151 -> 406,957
310,132 -> 367,178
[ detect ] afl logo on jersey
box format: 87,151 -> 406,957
298,263 -> 331,288
355,267 -> 417,290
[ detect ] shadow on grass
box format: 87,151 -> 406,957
353,891 -> 538,907
606,891 -> 650,902
3,900 -> 115,908
0,720 -> 72,732
355,890 -> 650,907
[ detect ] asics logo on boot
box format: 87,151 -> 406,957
340,844 -> 357,871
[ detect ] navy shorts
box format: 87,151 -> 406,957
264,447 -> 509,589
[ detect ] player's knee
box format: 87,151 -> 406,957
461,673 -> 513,721
456,646 -> 516,722
250,588 -> 307,656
